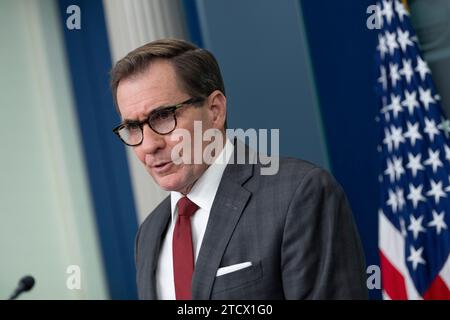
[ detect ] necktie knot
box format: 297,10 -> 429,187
177,197 -> 199,217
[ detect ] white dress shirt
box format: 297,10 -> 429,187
156,139 -> 234,299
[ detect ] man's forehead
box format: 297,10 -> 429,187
117,62 -> 184,117
121,61 -> 179,92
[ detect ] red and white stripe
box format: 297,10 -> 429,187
379,211 -> 450,299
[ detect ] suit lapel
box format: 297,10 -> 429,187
192,141 -> 255,299
146,197 -> 171,299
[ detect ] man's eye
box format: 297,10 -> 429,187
159,110 -> 171,119
152,110 -> 172,121
126,123 -> 140,131
159,109 -> 173,119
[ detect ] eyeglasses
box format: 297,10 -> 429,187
113,97 -> 204,146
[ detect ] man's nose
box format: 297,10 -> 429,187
140,123 -> 166,154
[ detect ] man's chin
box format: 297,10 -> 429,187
154,174 -> 185,192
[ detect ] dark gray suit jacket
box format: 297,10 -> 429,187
135,144 -> 368,299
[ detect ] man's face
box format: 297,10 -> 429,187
116,60 -> 225,194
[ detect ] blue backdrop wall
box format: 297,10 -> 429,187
183,0 -> 330,168
184,0 -> 382,299
300,0 -> 380,299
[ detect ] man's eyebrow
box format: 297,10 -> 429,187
122,118 -> 140,125
121,105 -> 171,124
151,104 -> 173,113
146,105 -> 176,117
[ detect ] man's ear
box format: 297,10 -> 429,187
206,90 -> 227,130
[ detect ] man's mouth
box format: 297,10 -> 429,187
152,161 -> 173,173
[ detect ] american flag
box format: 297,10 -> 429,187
376,0 -> 450,299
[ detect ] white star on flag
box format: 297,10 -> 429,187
387,189 -> 398,213
423,118 -> 439,142
393,156 -> 405,180
383,127 -> 393,152
427,210 -> 448,235
423,149 -> 443,173
426,180 -> 446,204
390,125 -> 405,149
385,158 -> 396,182
381,97 -> 391,122
386,31 -> 399,55
377,34 -> 388,60
402,90 -> 419,114
382,0 -> 394,25
397,28 -> 413,52
389,93 -> 402,118
419,87 -> 436,110
396,187 -> 406,211
389,63 -> 401,88
407,246 -> 426,271
403,121 -> 422,146
407,183 -> 426,209
378,65 -> 388,91
406,153 -> 425,177
415,56 -> 431,81
408,214 -> 426,240
438,119 -> 450,138
400,59 -> 414,84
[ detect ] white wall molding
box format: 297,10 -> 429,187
103,0 -> 188,223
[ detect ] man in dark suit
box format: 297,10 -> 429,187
110,39 -> 368,299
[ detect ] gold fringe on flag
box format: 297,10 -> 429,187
402,0 -> 409,12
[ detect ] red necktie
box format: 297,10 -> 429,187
173,197 -> 199,300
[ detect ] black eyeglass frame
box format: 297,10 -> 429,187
112,97 -> 204,146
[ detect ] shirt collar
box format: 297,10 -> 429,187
170,138 -> 234,221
